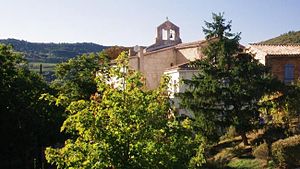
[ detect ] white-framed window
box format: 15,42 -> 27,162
162,29 -> 168,40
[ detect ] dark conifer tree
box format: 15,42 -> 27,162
179,13 -> 280,145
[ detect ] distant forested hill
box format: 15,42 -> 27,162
260,31 -> 300,45
0,38 -> 109,63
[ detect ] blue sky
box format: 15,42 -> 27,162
1,0 -> 300,46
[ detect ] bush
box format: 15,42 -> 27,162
220,126 -> 238,141
263,125 -> 287,145
253,142 -> 269,160
271,135 -> 300,168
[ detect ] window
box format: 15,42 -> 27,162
162,29 -> 168,40
173,80 -> 177,93
162,29 -> 175,40
284,64 -> 294,83
169,29 -> 175,40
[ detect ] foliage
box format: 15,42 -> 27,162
220,126 -> 239,141
253,142 -> 269,160
45,52 -> 206,169
0,44 -> 64,168
258,81 -> 300,137
103,45 -> 129,60
50,52 -> 110,103
259,86 -> 300,124
255,126 -> 288,146
211,146 -> 237,166
179,13 -> 277,145
259,92 -> 290,126
271,135 -> 300,168
260,30 -> 300,45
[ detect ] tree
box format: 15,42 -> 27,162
259,81 -> 300,129
103,46 -> 129,60
0,44 -> 64,168
179,13 -> 278,145
45,52 -> 206,169
51,52 -> 109,103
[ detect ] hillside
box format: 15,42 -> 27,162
0,38 -> 109,63
260,31 -> 300,45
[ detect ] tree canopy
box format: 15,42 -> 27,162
0,44 -> 64,168
179,13 -> 281,145
45,52 -> 206,169
50,52 -> 110,103
0,38 -> 108,63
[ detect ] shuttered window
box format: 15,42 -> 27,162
284,64 -> 294,83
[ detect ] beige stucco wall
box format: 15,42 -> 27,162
129,56 -> 139,70
164,69 -> 197,117
141,48 -> 177,89
128,44 -> 204,89
164,69 -> 180,98
164,69 -> 198,98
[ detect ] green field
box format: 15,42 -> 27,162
28,62 -> 57,72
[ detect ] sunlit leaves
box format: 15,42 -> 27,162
45,52 -> 206,168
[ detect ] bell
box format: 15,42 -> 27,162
169,33 -> 173,39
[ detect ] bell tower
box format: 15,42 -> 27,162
156,18 -> 181,44
146,18 -> 182,52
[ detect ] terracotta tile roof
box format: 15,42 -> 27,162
247,44 -> 300,55
165,61 -> 199,71
175,40 -> 207,49
143,40 -> 207,55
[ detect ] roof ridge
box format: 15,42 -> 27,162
175,39 -> 208,49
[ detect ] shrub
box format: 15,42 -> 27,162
263,125 -> 287,145
220,126 -> 238,141
253,142 -> 269,160
271,135 -> 300,168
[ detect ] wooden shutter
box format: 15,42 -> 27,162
284,64 -> 294,83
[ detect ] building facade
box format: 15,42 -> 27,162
129,20 -> 207,89
128,20 -> 300,91
245,44 -> 300,83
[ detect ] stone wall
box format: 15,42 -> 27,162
128,44 -> 205,89
266,55 -> 300,82
141,48 -> 177,89
128,56 -> 139,70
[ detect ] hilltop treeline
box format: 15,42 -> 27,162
260,31 -> 300,45
0,38 -> 109,63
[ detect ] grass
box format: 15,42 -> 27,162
208,130 -> 270,169
28,62 -> 57,72
227,158 -> 266,169
208,121 -> 300,169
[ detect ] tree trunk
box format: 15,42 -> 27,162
241,132 -> 249,146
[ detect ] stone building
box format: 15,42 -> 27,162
128,19 -> 300,89
245,44 -> 300,83
129,20 -> 208,90
127,20 -> 300,116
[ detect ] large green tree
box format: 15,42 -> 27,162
179,13 -> 278,145
45,52 -> 206,169
0,44 -> 64,169
51,52 -> 109,103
